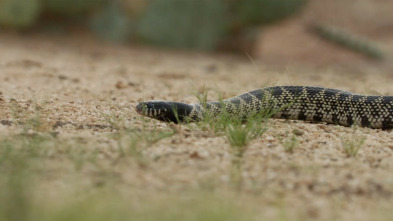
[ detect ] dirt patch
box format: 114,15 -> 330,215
0,30 -> 393,220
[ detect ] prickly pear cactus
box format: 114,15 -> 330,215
43,0 -> 104,17
312,24 -> 385,60
121,0 -> 149,18
234,0 -> 308,25
90,2 -> 132,43
0,0 -> 41,28
135,0 -> 229,50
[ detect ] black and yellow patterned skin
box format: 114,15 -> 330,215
136,86 -> 393,129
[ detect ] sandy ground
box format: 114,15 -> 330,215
0,28 -> 393,220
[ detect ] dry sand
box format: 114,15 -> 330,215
0,30 -> 392,220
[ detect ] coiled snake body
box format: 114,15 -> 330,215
136,86 -> 393,129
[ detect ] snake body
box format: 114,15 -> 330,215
135,86 -> 393,129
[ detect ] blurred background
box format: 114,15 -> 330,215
1,0 -> 392,68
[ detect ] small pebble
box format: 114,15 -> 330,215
116,81 -> 128,89
292,128 -> 305,136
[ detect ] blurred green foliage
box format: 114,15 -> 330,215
90,2 -> 132,43
0,0 -> 41,28
233,0 -> 308,25
43,0 -> 104,17
135,0 -> 229,50
0,0 -> 309,51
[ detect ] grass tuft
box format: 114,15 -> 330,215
101,111 -> 126,131
276,131 -> 298,153
192,88 -> 281,188
341,136 -> 365,158
341,127 -> 366,157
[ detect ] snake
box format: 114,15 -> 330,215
135,86 -> 393,129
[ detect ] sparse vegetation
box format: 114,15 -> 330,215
225,114 -> 270,188
101,111 -> 126,130
0,98 -> 261,220
225,114 -> 269,149
0,131 -> 254,221
341,128 -> 366,157
0,171 -> 256,221
101,111 -> 175,166
192,88 -> 274,143
277,131 -> 298,153
192,88 -> 278,188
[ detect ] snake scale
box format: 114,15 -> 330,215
136,86 -> 393,129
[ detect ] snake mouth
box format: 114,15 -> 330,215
135,103 -> 153,116
135,103 -> 144,114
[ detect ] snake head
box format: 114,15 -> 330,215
135,101 -> 193,123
